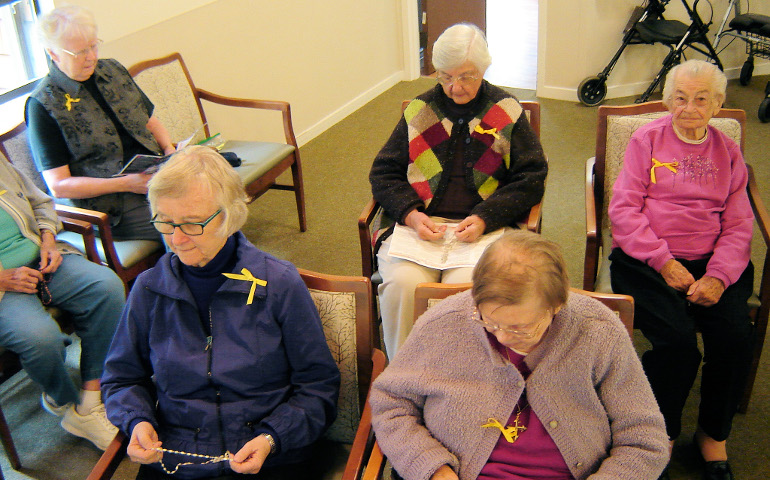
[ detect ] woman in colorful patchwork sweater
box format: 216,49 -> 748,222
609,60 -> 754,480
369,23 -> 547,357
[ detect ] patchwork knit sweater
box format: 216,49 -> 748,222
369,82 -> 547,251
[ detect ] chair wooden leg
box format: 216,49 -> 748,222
0,404 -> 21,470
290,153 -> 307,232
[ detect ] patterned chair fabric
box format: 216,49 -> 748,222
308,288 -> 361,444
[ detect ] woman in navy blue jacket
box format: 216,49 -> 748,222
101,146 -> 340,479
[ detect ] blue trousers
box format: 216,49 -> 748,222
0,254 -> 125,405
610,248 -> 754,441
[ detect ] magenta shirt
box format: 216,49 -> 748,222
477,334 -> 575,480
609,115 -> 753,287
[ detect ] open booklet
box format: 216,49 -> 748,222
112,124 -> 206,176
387,223 -> 505,270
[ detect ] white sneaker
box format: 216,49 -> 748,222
41,393 -> 70,417
60,403 -> 118,451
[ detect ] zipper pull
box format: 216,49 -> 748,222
205,336 -> 213,351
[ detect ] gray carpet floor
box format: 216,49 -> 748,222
1,74 -> 769,479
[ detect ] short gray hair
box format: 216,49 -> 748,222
662,59 -> 727,108
148,146 -> 249,238
38,5 -> 98,50
472,230 -> 569,311
432,23 -> 492,74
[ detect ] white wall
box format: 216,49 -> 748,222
56,0 -> 406,146
539,0 -> 770,101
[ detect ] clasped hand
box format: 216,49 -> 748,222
404,210 -> 486,242
129,421 -> 272,474
660,259 -> 725,307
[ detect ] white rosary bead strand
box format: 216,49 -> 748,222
152,447 -> 230,475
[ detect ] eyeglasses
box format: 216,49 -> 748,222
436,72 -> 480,87
151,209 -> 222,236
472,306 -> 549,339
60,39 -> 103,59
671,93 -> 712,108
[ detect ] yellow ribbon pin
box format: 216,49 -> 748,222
222,268 -> 267,305
650,158 -> 678,184
64,93 -> 80,111
0,190 -> 6,196
481,417 -> 527,443
474,124 -> 500,139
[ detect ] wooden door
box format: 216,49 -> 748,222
423,0 -> 486,75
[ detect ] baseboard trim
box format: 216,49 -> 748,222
296,72 -> 403,146
539,61 -> 770,103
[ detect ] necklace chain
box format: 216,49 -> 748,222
152,447 -> 230,475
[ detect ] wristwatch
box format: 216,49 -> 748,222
261,433 -> 276,455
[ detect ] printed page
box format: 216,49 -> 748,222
387,223 -> 505,270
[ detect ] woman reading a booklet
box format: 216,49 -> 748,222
370,231 -> 669,480
369,23 -> 547,357
25,6 -> 174,241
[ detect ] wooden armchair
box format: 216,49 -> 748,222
129,52 -> 307,231
583,101 -> 769,412
0,122 -> 164,290
358,101 -> 545,337
87,270 -> 387,480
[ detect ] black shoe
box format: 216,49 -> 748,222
703,460 -> 734,480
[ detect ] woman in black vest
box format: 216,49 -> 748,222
25,5 -> 173,241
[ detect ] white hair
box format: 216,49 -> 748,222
662,59 -> 727,108
432,23 -> 492,73
38,5 -> 98,50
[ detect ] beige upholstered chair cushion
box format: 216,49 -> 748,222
596,114 -> 743,292
308,288 -> 360,444
132,60 -> 207,145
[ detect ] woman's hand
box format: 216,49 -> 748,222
687,276 -> 725,307
0,267 -> 43,294
405,210 -> 447,241
127,422 -> 163,464
123,173 -> 154,195
430,465 -> 459,480
229,434 -> 272,474
39,230 -> 62,274
454,215 -> 486,242
660,259 -> 695,292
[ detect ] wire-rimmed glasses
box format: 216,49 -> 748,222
472,306 -> 549,339
60,39 -> 103,59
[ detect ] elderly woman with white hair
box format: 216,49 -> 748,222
609,59 -> 754,480
101,146 -> 340,479
369,23 -> 547,357
25,5 -> 173,241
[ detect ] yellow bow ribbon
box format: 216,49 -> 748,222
650,158 -> 678,184
64,93 -> 81,111
481,417 -> 527,443
474,124 -> 500,139
222,268 -> 267,305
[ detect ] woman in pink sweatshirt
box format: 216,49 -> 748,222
609,59 -> 754,480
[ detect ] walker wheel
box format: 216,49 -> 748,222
759,98 -> 770,123
740,60 -> 754,86
578,77 -> 607,107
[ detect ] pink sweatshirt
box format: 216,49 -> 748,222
609,115 -> 752,287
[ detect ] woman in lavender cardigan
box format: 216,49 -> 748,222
370,230 -> 668,480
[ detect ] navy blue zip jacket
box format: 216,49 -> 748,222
101,232 -> 340,478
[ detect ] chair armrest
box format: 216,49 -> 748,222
584,157 -> 599,291
85,431 -> 128,480
60,217 -> 100,263
54,204 -> 123,270
358,199 -> 379,278
342,348 -> 387,480
524,201 -> 542,233
196,89 -> 298,148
